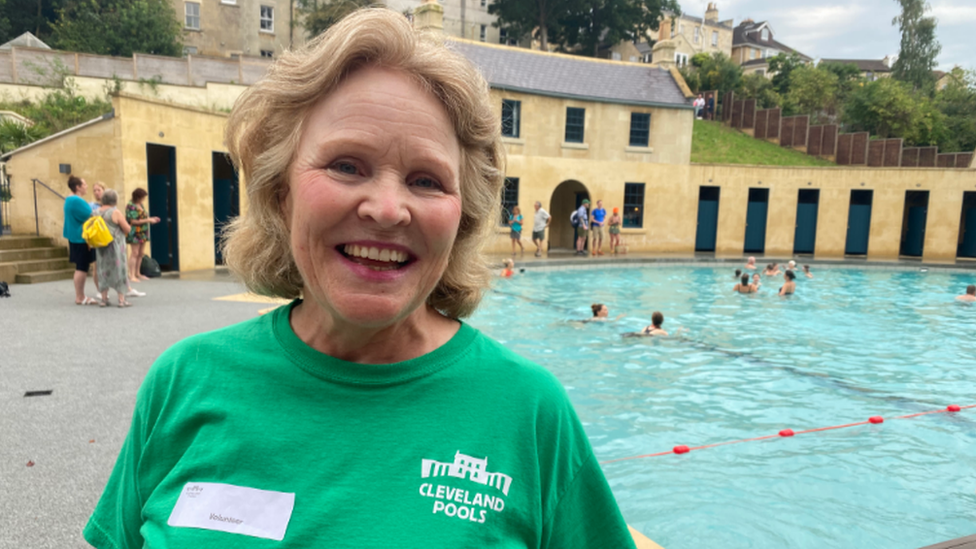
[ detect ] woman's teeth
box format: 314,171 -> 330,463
342,244 -> 408,264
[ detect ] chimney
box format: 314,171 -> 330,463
659,18 -> 672,41
705,3 -> 719,24
651,39 -> 677,69
413,0 -> 444,32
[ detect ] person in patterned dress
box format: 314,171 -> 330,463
125,188 -> 159,282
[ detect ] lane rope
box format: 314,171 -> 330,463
600,404 -> 975,464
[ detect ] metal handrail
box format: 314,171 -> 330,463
32,178 -> 66,237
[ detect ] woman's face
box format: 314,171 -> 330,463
284,66 -> 462,327
598,305 -> 608,318
93,185 -> 104,200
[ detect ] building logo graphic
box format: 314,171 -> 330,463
421,451 -> 512,496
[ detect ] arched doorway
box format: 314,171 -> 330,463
549,180 -> 590,252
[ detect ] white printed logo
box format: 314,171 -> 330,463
418,451 -> 513,524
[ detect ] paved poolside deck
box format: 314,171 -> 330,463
920,534 -> 976,549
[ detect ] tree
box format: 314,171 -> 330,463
934,67 -> 976,152
891,0 -> 941,92
842,77 -> 946,146
688,52 -> 741,99
786,65 -> 838,122
297,0 -> 372,39
0,0 -> 66,44
737,73 -> 780,109
51,0 -> 182,57
818,61 -> 864,106
767,52 -> 805,97
489,0 -> 570,51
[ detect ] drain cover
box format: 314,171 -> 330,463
24,390 -> 53,397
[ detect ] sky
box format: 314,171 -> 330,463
681,0 -> 974,71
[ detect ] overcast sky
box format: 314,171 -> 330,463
682,0 -> 973,70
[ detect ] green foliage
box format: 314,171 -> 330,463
933,68 -> 976,153
818,61 -> 864,106
297,0 -> 372,39
103,74 -> 124,97
786,65 -> 838,122
678,65 -> 700,95
0,0 -> 66,44
691,119 -> 833,166
842,77 -> 946,146
737,73 -> 780,109
0,119 -> 45,154
767,53 -> 805,97
50,0 -> 182,57
891,0 -> 941,92
686,52 -> 742,99
0,80 -> 112,144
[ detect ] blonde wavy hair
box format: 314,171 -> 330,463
223,8 -> 504,318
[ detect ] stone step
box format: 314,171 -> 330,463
15,269 -> 75,284
0,246 -> 68,262
0,235 -> 54,250
5,257 -> 74,272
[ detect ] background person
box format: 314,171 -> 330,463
744,256 -> 757,270
752,273 -> 762,290
780,270 -> 797,296
93,189 -> 132,307
508,205 -> 524,256
90,182 -> 105,212
501,258 -> 515,278
126,188 -> 160,283
642,311 -> 668,336
734,274 -> 755,294
63,176 -> 99,305
590,199 -> 606,255
575,199 -> 590,255
608,207 -> 621,254
957,285 -> 976,302
531,201 -> 550,257
803,265 -> 813,278
84,10 -> 636,549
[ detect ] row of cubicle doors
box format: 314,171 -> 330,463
695,187 -> 976,258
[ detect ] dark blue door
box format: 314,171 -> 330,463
744,188 -> 768,253
695,186 -> 720,251
212,153 -> 239,265
793,189 -> 819,254
900,191 -> 928,257
147,144 -> 179,271
958,193 -> 976,258
846,190 -> 872,255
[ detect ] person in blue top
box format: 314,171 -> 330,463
590,199 -> 606,256
63,175 -> 99,305
575,199 -> 589,255
508,205 -> 524,256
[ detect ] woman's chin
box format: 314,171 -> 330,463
329,295 -> 417,328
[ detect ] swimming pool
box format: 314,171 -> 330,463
469,264 -> 976,549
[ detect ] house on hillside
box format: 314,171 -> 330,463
732,20 -> 811,76
171,0 -> 305,58
819,58 -> 893,81
653,2 -> 734,67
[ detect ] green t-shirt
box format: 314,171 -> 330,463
84,301 -> 636,548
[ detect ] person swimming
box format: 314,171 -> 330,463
500,258 -> 514,278
788,260 -> 797,271
803,264 -> 813,278
956,284 -> 976,302
779,270 -> 796,296
735,268 -> 742,279
744,257 -> 757,270
641,311 -> 669,336
751,273 -> 762,290
734,274 -> 755,294
582,303 -> 624,322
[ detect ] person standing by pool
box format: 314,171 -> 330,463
744,256 -> 757,270
590,199 -> 606,256
642,312 -> 668,336
508,205 -> 524,256
779,270 -> 797,296
734,274 -> 755,294
956,285 -> 976,302
530,201 -> 550,257
574,199 -> 590,255
84,10 -> 637,548
64,176 -> 100,306
608,207 -> 621,254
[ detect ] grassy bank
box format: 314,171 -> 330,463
691,119 -> 834,167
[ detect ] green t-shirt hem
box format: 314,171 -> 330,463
83,517 -> 120,549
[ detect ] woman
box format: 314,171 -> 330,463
608,207 -> 621,254
94,189 -> 132,307
500,258 -> 514,278
641,312 -> 668,336
803,264 -> 813,278
63,176 -> 99,305
744,256 -> 757,270
90,182 -> 105,212
734,273 -> 755,294
508,205 -> 524,256
779,269 -> 797,296
126,188 -> 159,283
583,303 -> 622,322
84,9 -> 635,549
751,273 -> 762,290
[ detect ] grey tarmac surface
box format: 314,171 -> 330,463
0,270 -> 267,549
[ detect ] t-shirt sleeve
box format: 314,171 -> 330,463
70,197 -> 93,225
541,454 -> 637,549
83,380 -> 154,549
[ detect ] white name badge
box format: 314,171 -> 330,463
167,482 -> 295,541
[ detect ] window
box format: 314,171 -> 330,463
500,178 -> 519,226
185,2 -> 200,29
629,112 -> 650,147
183,46 -> 197,56
565,107 -> 585,143
761,28 -> 769,41
749,49 -> 755,60
674,52 -> 689,67
260,5 -> 274,32
260,49 -> 274,58
711,31 -> 718,46
480,24 -> 486,42
221,0 -> 236,4
501,99 -> 521,138
623,183 -> 645,228
694,27 -> 700,43
499,28 -> 507,44
611,52 -> 621,61
481,0 -> 486,6
755,69 -> 765,76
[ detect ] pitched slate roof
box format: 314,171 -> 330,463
733,21 -> 811,61
672,13 -> 733,29
741,58 -> 770,67
820,59 -> 890,72
447,39 -> 692,109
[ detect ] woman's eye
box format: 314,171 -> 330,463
411,177 -> 441,189
331,162 -> 358,175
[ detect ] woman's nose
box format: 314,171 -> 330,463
357,174 -> 411,228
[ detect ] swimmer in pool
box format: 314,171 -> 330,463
734,274 -> 755,294
583,303 -> 624,322
735,268 -> 742,279
803,264 -> 813,278
779,270 -> 796,296
788,260 -> 797,271
500,258 -> 514,278
744,256 -> 757,270
641,311 -> 669,336
956,284 -> 976,302
751,273 -> 762,290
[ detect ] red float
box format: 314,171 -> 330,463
869,416 -> 884,424
779,429 -> 794,437
673,445 -> 690,454
947,405 -> 961,412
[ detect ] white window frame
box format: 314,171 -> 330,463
694,27 -> 700,43
711,30 -> 718,46
184,2 -> 200,30
675,52 -> 689,67
260,5 -> 274,33
480,24 -> 486,42
221,0 -> 236,4
761,28 -> 769,41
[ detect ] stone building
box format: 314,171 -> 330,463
819,58 -> 893,81
386,0 -> 507,45
654,2 -> 733,68
173,0 -> 305,58
731,19 -> 811,76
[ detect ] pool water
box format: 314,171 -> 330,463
468,265 -> 976,549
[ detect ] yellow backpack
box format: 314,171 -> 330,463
82,214 -> 114,248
